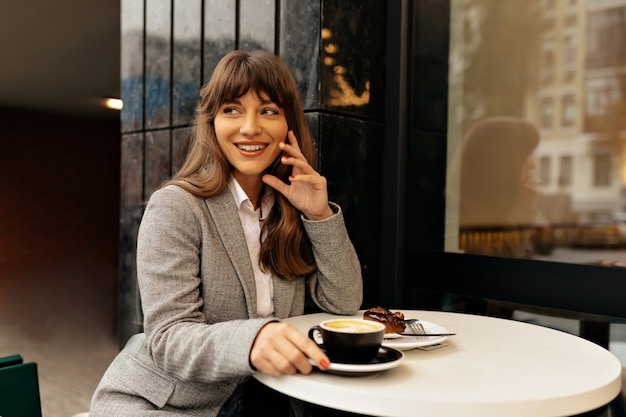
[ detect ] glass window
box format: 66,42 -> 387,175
447,0 -> 626,262
559,155 -> 573,187
561,93 -> 576,128
562,32 -> 577,77
541,96 -> 554,129
540,156 -> 552,186
593,154 -> 611,187
541,40 -> 556,81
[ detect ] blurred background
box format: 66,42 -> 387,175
0,1 -> 121,416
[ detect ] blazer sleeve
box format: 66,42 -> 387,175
302,202 -> 363,314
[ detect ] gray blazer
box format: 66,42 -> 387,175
90,185 -> 363,416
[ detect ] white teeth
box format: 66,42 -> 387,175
236,144 -> 266,151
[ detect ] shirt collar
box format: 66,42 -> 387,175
228,178 -> 273,220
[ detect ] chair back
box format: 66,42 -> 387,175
0,354 -> 42,417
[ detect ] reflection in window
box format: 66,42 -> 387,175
541,37 -> 556,81
561,93 -> 576,128
540,156 -> 552,186
559,155 -> 573,187
446,0 -> 626,264
562,32 -> 577,78
543,0 -> 556,16
593,154 -> 611,187
587,7 -> 626,69
541,96 -> 554,129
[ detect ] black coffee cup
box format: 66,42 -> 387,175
308,318 -> 385,364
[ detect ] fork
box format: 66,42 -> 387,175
402,319 -> 456,336
405,318 -> 426,334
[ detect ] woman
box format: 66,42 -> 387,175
90,50 -> 363,416
459,116 -> 541,258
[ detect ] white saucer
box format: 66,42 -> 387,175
310,346 -> 404,376
382,320 -> 451,351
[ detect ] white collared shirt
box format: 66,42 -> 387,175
228,178 -> 275,317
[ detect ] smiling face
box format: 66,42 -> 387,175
214,89 -> 288,192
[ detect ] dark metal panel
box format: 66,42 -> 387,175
121,0 -> 144,132
279,0 -> 321,110
412,250 -> 626,321
318,113 -> 385,309
409,0 -> 450,131
145,0 -> 172,129
144,130 -> 171,199
172,0 -> 202,126
172,126 -> 192,174
203,0 -> 236,83
380,0 -> 411,307
239,0 -> 276,52
319,0 -> 386,121
118,132 -> 144,346
120,132 -> 144,216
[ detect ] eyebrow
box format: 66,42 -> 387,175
227,95 -> 276,106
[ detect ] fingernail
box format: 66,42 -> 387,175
289,175 -> 295,181
319,359 -> 329,370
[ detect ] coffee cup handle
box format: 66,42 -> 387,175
308,325 -> 324,349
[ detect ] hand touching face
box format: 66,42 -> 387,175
262,131 -> 334,221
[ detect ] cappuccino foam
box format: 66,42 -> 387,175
323,319 -> 382,333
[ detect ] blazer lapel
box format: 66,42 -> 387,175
205,190 -> 258,318
272,276 -> 297,318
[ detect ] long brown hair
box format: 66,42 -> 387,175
163,50 -> 316,279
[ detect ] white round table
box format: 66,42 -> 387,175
254,310 -> 622,417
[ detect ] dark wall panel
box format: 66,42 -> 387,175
279,0 -> 321,109
173,0 -> 202,126
319,0 -> 386,120
144,129 -> 171,197
203,0 -> 236,82
239,0 -> 276,52
145,0 -> 172,129
121,0 -> 144,132
317,113 -> 384,308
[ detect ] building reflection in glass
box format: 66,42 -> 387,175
321,27 -> 371,108
446,0 -> 626,265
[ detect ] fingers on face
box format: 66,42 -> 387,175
286,130 -> 301,150
281,155 -> 309,171
280,143 -> 304,162
281,132 -> 304,157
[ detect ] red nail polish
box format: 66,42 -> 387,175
319,359 -> 329,370
289,175 -> 295,181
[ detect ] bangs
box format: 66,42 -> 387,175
218,55 -> 289,107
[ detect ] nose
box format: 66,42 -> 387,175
240,113 -> 261,136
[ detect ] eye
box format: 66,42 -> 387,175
261,107 -> 280,116
222,106 -> 241,115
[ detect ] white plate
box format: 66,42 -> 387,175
309,346 -> 404,376
382,320 -> 451,351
